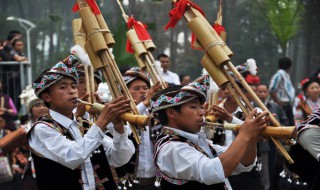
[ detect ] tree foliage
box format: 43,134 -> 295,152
257,0 -> 304,55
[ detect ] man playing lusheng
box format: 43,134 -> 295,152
28,48 -> 135,190
151,75 -> 269,190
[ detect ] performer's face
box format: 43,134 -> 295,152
42,78 -> 78,113
168,98 -> 205,133
31,103 -> 48,120
128,79 -> 149,105
77,75 -> 98,98
159,57 -> 170,71
306,82 -> 320,100
256,85 -> 269,102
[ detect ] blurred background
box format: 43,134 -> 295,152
0,0 -> 319,108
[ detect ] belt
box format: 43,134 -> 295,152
137,176 -> 156,186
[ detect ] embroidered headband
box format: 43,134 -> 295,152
150,75 -> 210,112
32,49 -> 81,97
123,67 -> 150,87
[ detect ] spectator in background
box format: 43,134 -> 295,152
9,39 -> 28,62
294,77 -> 320,124
179,74 -> 191,86
2,31 -> 22,61
0,40 -> 7,61
2,30 -> 22,47
269,57 -> 295,126
0,113 -> 14,190
0,80 -> 18,131
156,54 -> 180,86
255,84 -> 288,190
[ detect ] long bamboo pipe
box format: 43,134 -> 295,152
115,0 -> 166,89
77,99 -> 151,127
75,0 -> 143,144
171,2 -> 293,163
205,122 -> 297,139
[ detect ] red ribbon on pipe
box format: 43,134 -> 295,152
126,16 -> 152,54
164,0 -> 204,30
72,0 -> 101,14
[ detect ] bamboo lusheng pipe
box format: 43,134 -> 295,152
72,18 -> 87,49
77,99 -> 151,126
176,2 -> 294,163
205,122 -> 297,139
201,54 -> 253,115
115,0 -> 166,89
75,0 -> 143,144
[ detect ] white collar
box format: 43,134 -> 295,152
165,126 -> 205,146
49,109 -> 75,129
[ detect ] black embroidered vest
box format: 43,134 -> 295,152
154,128 -> 227,190
28,115 -> 117,190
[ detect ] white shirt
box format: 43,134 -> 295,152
136,103 -> 156,178
224,107 -> 244,147
29,109 -> 135,190
161,70 -> 180,85
156,127 -> 255,189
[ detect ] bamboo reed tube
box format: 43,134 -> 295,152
187,17 -> 229,65
220,66 -> 254,111
189,7 -> 233,58
147,52 -> 167,88
226,62 -> 282,127
89,65 -> 96,103
200,54 -> 228,87
127,29 -> 147,57
78,7 -> 107,52
78,100 -> 151,126
84,41 -> 105,69
84,66 -> 92,103
76,0 -> 143,144
206,122 -> 297,139
72,18 -> 87,49
135,54 -> 147,69
143,40 -> 156,52
178,2 -> 294,163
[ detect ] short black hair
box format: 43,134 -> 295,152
278,57 -> 292,70
179,74 -> 189,82
7,30 -> 21,41
302,77 -> 320,93
40,88 -> 51,109
156,53 -> 169,60
12,38 -> 23,47
152,85 -> 183,126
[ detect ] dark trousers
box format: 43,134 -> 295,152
281,103 -> 295,126
228,168 -> 264,190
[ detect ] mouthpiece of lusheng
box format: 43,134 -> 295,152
205,115 -> 217,122
205,122 -> 297,139
77,99 -> 151,126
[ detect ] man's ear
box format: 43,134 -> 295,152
41,92 -> 51,104
166,108 -> 177,120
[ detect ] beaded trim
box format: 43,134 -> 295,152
151,75 -> 210,112
154,127 -> 217,186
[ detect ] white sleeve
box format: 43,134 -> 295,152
102,127 -> 135,167
173,73 -> 181,85
210,142 -> 257,175
231,116 -> 243,124
28,123 -> 105,170
136,102 -> 148,115
156,142 -> 226,185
